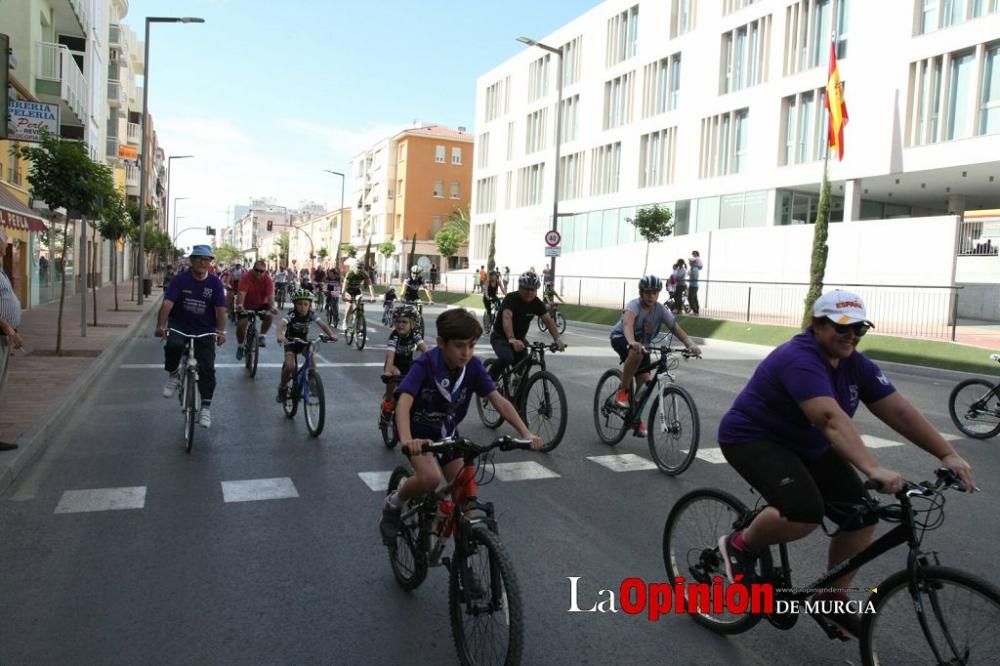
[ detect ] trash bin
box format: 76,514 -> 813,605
143,278 -> 153,296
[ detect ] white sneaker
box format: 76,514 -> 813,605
162,372 -> 181,398
198,408 -> 211,429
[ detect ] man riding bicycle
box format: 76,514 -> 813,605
609,274 -> 701,436
275,288 -> 339,402
402,265 -> 434,305
488,271 -> 565,381
380,303 -> 430,421
235,259 -> 277,358
223,261 -> 245,314
342,263 -> 375,330
155,245 -> 227,429
716,290 -> 976,639
482,269 -> 506,323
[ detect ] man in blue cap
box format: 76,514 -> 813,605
155,245 -> 228,428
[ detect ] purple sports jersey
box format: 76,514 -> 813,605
164,269 -> 227,334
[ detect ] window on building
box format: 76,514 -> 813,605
477,133 -> 489,168
947,50 -> 975,139
397,143 -> 407,161
484,77 -> 510,122
784,0 -> 848,75
504,171 -> 513,209
516,162 -> 546,207
603,71 -> 635,129
528,54 -> 551,102
780,88 -> 828,165
721,15 -> 770,94
921,0 -> 940,32
699,108 -> 749,177
433,179 -> 444,197
450,182 -> 460,199
471,222 -> 494,261
671,0 -> 696,38
432,215 -> 442,233
638,127 -> 677,188
562,35 -> 583,86
435,145 -> 445,163
506,120 -> 515,160
724,0 -> 759,14
525,108 -> 548,153
606,5 -> 639,67
558,94 -> 580,143
475,177 -> 497,213
981,44 -> 1000,135
451,147 -> 462,164
590,142 -> 622,195
642,53 -> 681,117
559,151 -> 585,199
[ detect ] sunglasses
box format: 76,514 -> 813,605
828,320 -> 871,337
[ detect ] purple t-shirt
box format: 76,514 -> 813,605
164,269 -> 227,334
397,347 -> 497,440
718,330 -> 896,459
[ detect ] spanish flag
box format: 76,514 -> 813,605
825,42 -> 848,161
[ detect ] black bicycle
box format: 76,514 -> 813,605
344,297 -> 372,350
386,435 -> 532,665
481,296 -> 502,332
166,329 -> 217,453
237,310 -> 268,378
662,468 -> 1000,664
476,341 -> 567,452
593,345 -> 700,475
947,353 -> 1000,439
536,302 -> 567,335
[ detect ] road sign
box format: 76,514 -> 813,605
544,246 -> 562,257
544,230 -> 562,247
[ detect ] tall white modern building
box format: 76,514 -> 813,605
469,0 -> 1000,276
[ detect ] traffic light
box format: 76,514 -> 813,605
266,220 -> 273,232
205,226 -> 216,236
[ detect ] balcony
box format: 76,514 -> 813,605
107,79 -> 121,107
35,42 -> 88,125
127,121 -> 141,144
125,163 -> 139,195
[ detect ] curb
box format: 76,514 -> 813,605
0,295 -> 162,494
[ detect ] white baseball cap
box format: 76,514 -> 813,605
813,290 -> 875,327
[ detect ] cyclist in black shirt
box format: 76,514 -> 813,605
401,265 -> 434,304
489,271 -> 564,379
381,304 -> 430,419
275,288 -> 339,402
482,269 -> 506,322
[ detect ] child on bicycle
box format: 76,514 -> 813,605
379,308 -> 545,544
380,304 -> 430,424
383,286 -> 398,321
542,280 -> 564,316
275,288 -> 339,402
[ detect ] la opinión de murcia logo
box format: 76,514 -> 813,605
567,577 -> 876,620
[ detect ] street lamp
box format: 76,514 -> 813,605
172,196 -> 191,247
138,16 -> 205,304
517,35 -> 564,283
165,154 -> 194,243
323,169 -> 346,262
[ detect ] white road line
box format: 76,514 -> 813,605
695,448 -> 729,464
938,432 -> 962,442
491,461 -> 561,481
860,435 -> 905,449
359,471 -> 394,492
220,477 -> 299,503
54,486 -> 147,514
587,453 -> 659,472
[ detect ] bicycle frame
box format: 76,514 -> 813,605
290,341 -> 318,402
500,343 -> 549,404
627,348 -> 683,421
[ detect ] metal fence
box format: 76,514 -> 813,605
437,272 -> 962,340
958,218 -> 1000,256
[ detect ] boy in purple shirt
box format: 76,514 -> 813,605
379,308 -> 544,544
716,290 -> 975,639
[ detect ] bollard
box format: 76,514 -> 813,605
746,286 -> 752,322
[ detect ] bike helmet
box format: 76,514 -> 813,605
638,275 -> 663,292
291,288 -> 314,302
518,271 -> 541,290
410,265 -> 423,276
393,304 -> 419,321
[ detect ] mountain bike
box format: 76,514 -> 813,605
947,353 -> 1000,439
344,297 -> 372,350
481,296 -> 502,332
379,373 -> 400,449
593,345 -> 700,475
280,334 -> 333,437
476,341 -> 567,452
536,302 -> 567,335
662,468 -> 1000,664
386,435 -> 532,665
166,329 -> 217,453
237,309 -> 268,378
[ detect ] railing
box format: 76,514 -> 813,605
957,219 -> 999,256
107,79 -> 121,106
125,164 -> 139,188
35,42 -> 88,122
127,122 -> 141,144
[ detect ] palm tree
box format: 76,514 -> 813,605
445,205 -> 470,243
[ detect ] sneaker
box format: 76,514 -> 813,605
276,387 -> 287,403
813,593 -> 861,640
198,408 -> 212,429
633,422 -> 647,438
614,388 -> 630,408
236,346 -> 244,361
380,501 -> 401,546
258,336 -> 266,348
718,532 -> 758,584
162,372 -> 181,398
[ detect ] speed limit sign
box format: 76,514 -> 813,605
544,230 -> 562,247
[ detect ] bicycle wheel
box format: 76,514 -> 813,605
647,385 -> 701,475
379,409 -> 398,449
523,370 -> 567,452
449,524 -> 523,666
184,370 -> 197,454
387,466 -> 428,590
663,488 -> 772,634
482,310 -> 492,332
556,311 -> 567,335
860,565 -> 1000,665
356,313 -> 367,350
476,359 -> 505,429
593,368 -> 629,446
303,370 -> 325,437
345,312 -> 355,345
537,314 -> 546,333
948,378 -> 1000,439
282,381 -> 299,418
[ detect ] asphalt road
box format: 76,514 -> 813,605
2,305 -> 998,665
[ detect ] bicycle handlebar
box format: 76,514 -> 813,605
528,341 -> 566,352
404,435 -> 533,457
286,335 -> 333,345
647,346 -> 697,359
864,467 -> 968,496
166,329 -> 218,339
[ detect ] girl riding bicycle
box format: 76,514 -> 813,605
275,289 -> 339,402
380,304 -> 430,421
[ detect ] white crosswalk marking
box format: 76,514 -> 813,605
358,471 -> 394,492
221,477 -> 299,503
55,486 -> 147,514
938,432 -> 962,442
491,461 -> 561,481
695,448 -> 728,464
587,454 -> 659,472
861,435 -> 905,449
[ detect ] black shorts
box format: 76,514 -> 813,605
720,441 -> 878,530
283,342 -> 307,355
611,336 -> 651,369
346,288 -> 362,299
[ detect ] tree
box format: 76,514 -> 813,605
316,247 -> 328,262
363,236 -> 373,268
19,130 -> 116,354
343,243 -> 358,258
434,227 -> 461,264
96,190 -> 131,312
378,240 -> 394,259
445,205 -> 470,243
627,204 -> 674,275
407,233 -> 417,274
487,224 -> 496,272
215,244 -> 241,264
274,232 -> 290,268
802,172 -> 832,327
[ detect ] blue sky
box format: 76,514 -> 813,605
124,0 -> 599,246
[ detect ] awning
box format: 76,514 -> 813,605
0,186 -> 48,233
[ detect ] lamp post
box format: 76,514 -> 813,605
517,36 -> 564,283
323,169 -> 346,264
165,154 -> 193,244
171,196 -> 190,247
138,16 -> 205,304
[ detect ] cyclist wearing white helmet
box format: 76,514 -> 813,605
401,265 -> 434,305
275,288 -> 339,402
609,274 -> 701,436
489,271 -> 565,379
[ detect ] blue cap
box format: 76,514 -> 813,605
190,245 -> 214,258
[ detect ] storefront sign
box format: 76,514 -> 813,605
7,100 -> 59,142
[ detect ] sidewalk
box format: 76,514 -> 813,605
0,280 -> 160,491
953,319 -> 1000,350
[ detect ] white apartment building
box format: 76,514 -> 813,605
470,0 -> 1000,278
350,136 -> 395,245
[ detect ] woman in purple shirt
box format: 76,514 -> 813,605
716,290 -> 975,638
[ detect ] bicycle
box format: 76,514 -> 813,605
593,345 -> 700,475
276,283 -> 288,309
947,353 -> 1000,439
536,302 -> 567,335
381,299 -> 397,327
344,296 -> 372,351
237,310 -> 268,378
476,341 -> 567,452
386,435 -> 532,665
166,329 -> 217,453
662,468 -> 1000,664
280,334 -> 333,437
481,296 -> 501,332
379,373 -> 400,448
325,287 -> 341,328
